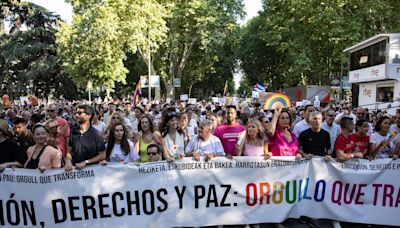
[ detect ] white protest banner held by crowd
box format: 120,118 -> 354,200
1,157 -> 399,227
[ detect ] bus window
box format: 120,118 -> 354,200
350,39 -> 387,71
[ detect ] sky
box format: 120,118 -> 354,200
27,0 -> 263,89
28,0 -> 263,24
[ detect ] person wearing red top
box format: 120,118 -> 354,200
335,117 -> 363,161
349,119 -> 370,158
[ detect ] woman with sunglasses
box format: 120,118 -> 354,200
100,123 -> 139,164
25,124 -> 62,172
260,116 -> 271,138
160,112 -> 185,161
135,115 -> 164,162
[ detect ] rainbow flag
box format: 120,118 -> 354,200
223,81 -> 228,97
133,81 -> 141,106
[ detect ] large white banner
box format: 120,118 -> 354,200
1,157 -> 399,227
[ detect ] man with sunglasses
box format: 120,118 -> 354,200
355,107 -> 373,135
322,109 -> 341,156
334,104 -> 356,125
47,104 -> 70,157
65,105 -> 106,171
147,144 -> 162,162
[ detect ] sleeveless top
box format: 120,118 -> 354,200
243,138 -> 265,156
25,145 -> 47,169
163,133 -> 185,158
139,138 -> 156,163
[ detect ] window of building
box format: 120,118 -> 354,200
376,84 -> 394,102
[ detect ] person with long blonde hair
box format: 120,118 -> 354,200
236,119 -> 270,159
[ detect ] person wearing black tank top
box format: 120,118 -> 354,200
24,125 -> 62,172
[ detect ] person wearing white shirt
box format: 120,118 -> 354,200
354,107 -> 373,135
293,105 -> 315,138
185,120 -> 225,162
124,102 -> 136,128
321,109 -> 341,154
101,123 -> 139,164
161,112 -> 185,159
103,103 -> 116,125
389,115 -> 400,145
335,106 -> 356,125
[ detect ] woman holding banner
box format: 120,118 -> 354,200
370,116 -> 395,159
267,108 -> 301,159
135,115 -> 164,162
236,119 -> 271,159
101,123 -> 139,164
160,112 -> 185,161
25,124 -> 62,172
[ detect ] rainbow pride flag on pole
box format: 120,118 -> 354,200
133,80 -> 141,106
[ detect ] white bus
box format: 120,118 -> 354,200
344,33 -> 400,114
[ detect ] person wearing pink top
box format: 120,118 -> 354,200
236,119 -> 271,159
213,105 -> 245,158
267,108 -> 302,159
25,125 -> 62,172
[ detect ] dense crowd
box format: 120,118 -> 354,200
0,98 -> 398,227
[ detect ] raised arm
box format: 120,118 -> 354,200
267,108 -> 281,137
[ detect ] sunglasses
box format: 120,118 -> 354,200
328,115 -> 336,117
168,112 -> 177,117
48,110 -> 56,112
147,152 -> 159,156
76,111 -> 85,115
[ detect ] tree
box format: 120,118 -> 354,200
56,0 -> 169,90
0,2 -> 80,99
146,0 -> 245,99
239,0 -> 400,91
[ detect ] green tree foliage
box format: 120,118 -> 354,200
0,2 -> 80,99
239,0 -> 400,90
56,0 -> 168,90
149,0 -> 244,98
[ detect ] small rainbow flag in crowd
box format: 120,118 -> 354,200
133,80 -> 141,106
223,81 -> 229,97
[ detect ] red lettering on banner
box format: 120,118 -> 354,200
259,182 -> 271,205
246,183 -> 257,206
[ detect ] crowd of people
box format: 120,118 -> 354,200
1,98 -> 399,170
0,97 -> 399,227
